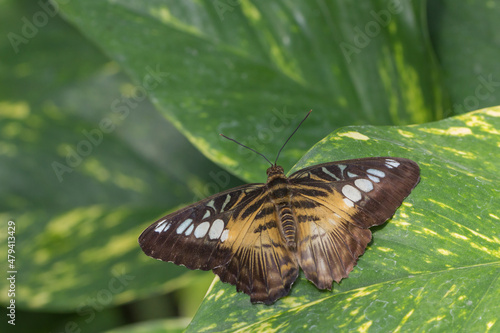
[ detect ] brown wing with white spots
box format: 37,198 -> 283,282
139,183 -> 265,270
139,183 -> 299,304
289,157 -> 420,289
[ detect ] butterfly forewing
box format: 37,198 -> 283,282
289,157 -> 420,228
289,157 -> 420,289
139,183 -> 265,270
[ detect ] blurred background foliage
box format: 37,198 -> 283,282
0,0 -> 499,332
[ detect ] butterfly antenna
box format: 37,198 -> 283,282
219,133 -> 273,166
274,110 -> 312,165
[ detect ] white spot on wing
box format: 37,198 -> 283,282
385,159 -> 400,168
355,179 -> 374,192
367,168 -> 385,178
343,198 -> 354,207
194,222 -> 210,238
220,229 -> 229,242
176,218 -> 193,234
322,167 -> 339,180
347,172 -> 358,178
342,185 -> 362,202
185,224 -> 194,236
206,200 -> 215,210
202,210 -> 210,220
220,195 -> 231,212
368,174 -> 380,183
154,221 -> 169,233
209,219 -> 225,240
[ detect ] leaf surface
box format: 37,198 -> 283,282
57,0 -> 445,180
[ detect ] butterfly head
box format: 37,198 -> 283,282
266,165 -> 284,177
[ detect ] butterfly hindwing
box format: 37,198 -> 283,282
214,200 -> 299,304
289,157 -> 420,288
291,197 -> 372,289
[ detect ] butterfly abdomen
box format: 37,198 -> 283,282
266,168 -> 297,250
277,205 -> 297,250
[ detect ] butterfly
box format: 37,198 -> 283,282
139,111 -> 420,304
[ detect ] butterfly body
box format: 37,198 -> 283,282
139,157 -> 420,304
265,165 -> 297,250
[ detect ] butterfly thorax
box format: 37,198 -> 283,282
265,165 -> 297,250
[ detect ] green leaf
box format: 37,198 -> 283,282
0,79 -> 228,311
57,0 -> 447,180
187,108 -> 500,332
0,2 -> 233,312
428,0 -> 500,116
106,318 -> 190,333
